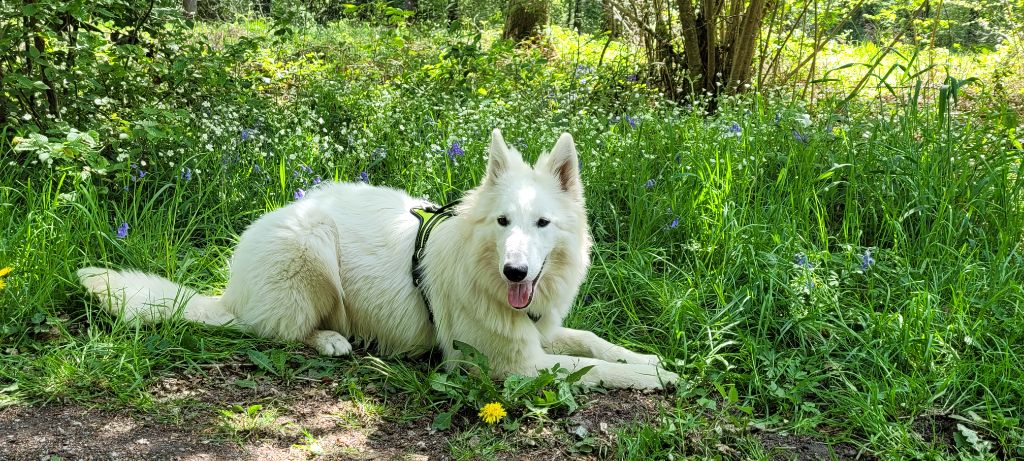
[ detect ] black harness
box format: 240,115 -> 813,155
409,201 -> 541,324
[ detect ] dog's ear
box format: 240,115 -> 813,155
485,128 -> 513,185
537,132 -> 582,198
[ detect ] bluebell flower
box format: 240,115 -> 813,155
726,122 -> 742,137
644,179 -> 656,189
447,140 -> 464,162
626,74 -> 638,82
372,147 -> 386,160
241,128 -> 254,141
181,167 -> 192,181
860,249 -> 875,271
294,188 -> 305,200
300,164 -> 313,174
794,253 -> 812,269
625,115 -> 637,129
130,163 -> 145,182
793,129 -> 807,143
116,222 -> 129,239
669,218 -> 679,229
358,171 -> 369,183
313,175 -> 322,186
252,163 -> 262,174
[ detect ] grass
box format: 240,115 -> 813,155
2,17 -> 1023,459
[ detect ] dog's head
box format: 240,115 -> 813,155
465,129 -> 587,310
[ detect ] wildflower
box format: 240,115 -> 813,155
644,179 -> 656,190
724,122 -> 742,138
181,167 -> 192,181
626,74 -> 638,82
447,140 -> 464,162
116,222 -> 129,239
358,171 -> 369,183
241,128 -> 254,141
313,176 -> 322,186
860,249 -> 875,271
130,163 -> 146,182
625,115 -> 637,129
294,188 -> 306,200
0,266 -> 11,290
372,147 -> 387,160
796,114 -> 812,127
478,402 -> 506,425
669,218 -> 679,229
300,164 -> 313,174
794,253 -> 811,269
793,130 -> 807,143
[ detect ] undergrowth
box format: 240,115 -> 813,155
1,18 -> 1022,460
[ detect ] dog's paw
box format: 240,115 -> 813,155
306,330 -> 352,356
628,365 -> 680,391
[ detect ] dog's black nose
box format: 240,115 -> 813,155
503,265 -> 528,282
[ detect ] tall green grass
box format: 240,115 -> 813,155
1,20 -> 1021,459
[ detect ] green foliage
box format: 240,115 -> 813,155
842,0 -> 1018,49
0,13 -> 1022,459
428,341 -> 592,430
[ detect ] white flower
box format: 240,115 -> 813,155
796,114 -> 812,127
21,113 -> 32,121
118,133 -> 129,140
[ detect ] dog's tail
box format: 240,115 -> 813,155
77,267 -> 235,327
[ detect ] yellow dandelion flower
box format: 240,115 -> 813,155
0,266 -> 10,290
478,402 -> 506,425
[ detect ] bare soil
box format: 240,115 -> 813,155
0,364 -> 868,460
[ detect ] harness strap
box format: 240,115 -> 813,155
410,201 -> 460,324
409,200 -> 542,325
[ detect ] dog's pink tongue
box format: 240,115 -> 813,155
508,282 -> 532,309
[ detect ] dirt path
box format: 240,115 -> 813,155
0,364 -> 871,460
0,367 -> 667,461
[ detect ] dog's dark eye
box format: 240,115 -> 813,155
537,218 -> 550,228
497,216 -> 509,226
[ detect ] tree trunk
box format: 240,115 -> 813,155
675,0 -> 703,86
503,0 -> 549,43
602,0 -> 621,37
182,0 -> 197,16
256,0 -> 271,16
568,0 -> 582,31
726,0 -> 766,92
447,0 -> 460,24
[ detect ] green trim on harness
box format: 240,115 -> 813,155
410,201 -> 460,324
409,201 -> 542,325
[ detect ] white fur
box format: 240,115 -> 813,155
78,129 -> 678,390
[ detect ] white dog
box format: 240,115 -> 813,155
79,129 -> 678,389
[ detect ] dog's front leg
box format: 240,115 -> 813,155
520,353 -> 677,390
542,327 -> 663,366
